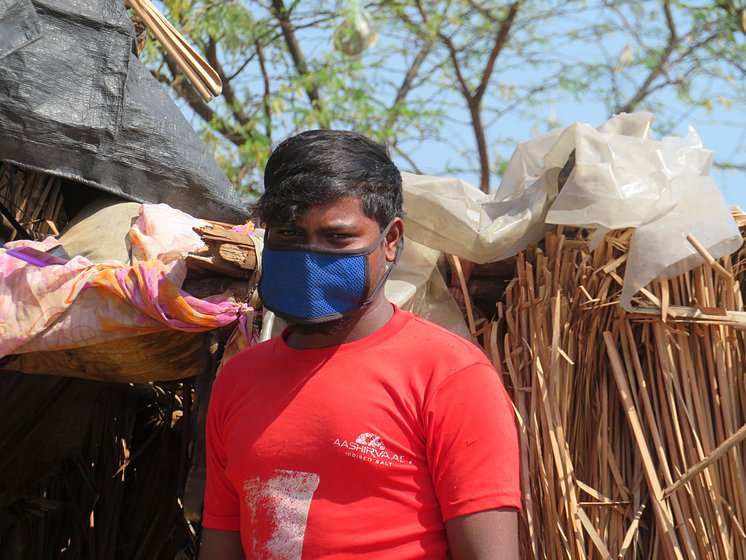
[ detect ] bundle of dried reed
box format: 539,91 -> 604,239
127,0 -> 222,102
485,217 -> 746,559
0,161 -> 64,241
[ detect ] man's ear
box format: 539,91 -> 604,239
384,217 -> 404,262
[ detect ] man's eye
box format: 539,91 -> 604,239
277,229 -> 300,237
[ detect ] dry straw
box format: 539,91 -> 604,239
0,161 -> 64,240
486,217 -> 746,559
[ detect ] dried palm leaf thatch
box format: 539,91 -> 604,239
486,217 -> 746,560
0,161 -> 65,241
0,379 -> 198,560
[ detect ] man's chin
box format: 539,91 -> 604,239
290,315 -> 357,336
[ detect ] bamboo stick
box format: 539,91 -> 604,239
686,233 -> 732,281
663,422 -> 746,499
127,0 -> 221,101
604,331 -> 684,560
448,254 -> 477,337
138,0 -> 221,95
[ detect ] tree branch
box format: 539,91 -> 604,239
440,33 -> 472,99
663,0 -> 677,41
224,27 -> 281,82
392,145 -> 424,175
465,0 -> 501,22
389,40 -> 433,111
226,53 -> 257,82
255,38 -> 273,142
714,161 -> 746,172
439,2 -> 520,193
206,38 -> 255,132
440,36 -> 490,191
474,2 -> 520,103
617,1 -> 679,113
270,0 -> 328,126
153,60 -> 249,147
467,100 -> 491,193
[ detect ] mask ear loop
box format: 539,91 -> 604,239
361,229 -> 405,307
250,232 -> 283,341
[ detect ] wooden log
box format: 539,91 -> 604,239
187,224 -> 257,278
186,253 -> 251,279
218,243 -> 256,269
181,276 -> 251,300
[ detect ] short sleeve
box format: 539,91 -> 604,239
202,380 -> 241,530
424,362 -> 521,521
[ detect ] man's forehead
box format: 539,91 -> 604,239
283,196 -> 369,224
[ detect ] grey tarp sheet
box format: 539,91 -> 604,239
0,0 -> 247,222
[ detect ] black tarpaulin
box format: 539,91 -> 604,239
0,0 -> 247,223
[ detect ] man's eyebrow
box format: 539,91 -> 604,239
272,222 -> 300,228
318,222 -> 358,232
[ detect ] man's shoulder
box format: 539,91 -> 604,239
397,310 -> 490,367
214,338 -> 277,387
227,336 -> 277,364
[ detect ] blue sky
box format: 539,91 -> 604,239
363,3 -> 746,210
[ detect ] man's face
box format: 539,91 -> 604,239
265,195 -> 402,328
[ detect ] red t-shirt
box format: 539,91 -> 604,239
203,305 -> 520,558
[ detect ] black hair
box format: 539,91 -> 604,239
253,130 -> 402,229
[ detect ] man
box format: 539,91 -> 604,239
200,130 -> 521,559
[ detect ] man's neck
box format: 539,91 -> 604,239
283,297 -> 394,350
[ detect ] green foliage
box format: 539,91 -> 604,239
142,0 -> 746,195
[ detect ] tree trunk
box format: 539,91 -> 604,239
469,100 -> 491,193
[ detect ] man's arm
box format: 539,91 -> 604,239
445,507 -> 519,560
199,528 -> 244,560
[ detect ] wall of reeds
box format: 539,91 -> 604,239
488,218 -> 746,559
0,375 -> 198,560
0,161 -> 65,241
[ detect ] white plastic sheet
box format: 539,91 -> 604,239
402,111 -> 742,310
402,171 -> 554,264
385,239 -> 471,339
621,176 -> 741,308
546,116 -> 708,228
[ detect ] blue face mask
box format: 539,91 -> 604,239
258,222 -> 401,324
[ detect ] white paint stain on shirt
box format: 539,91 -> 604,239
243,469 -> 320,559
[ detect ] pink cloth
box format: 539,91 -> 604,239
0,236 -> 249,356
129,203 -> 208,262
